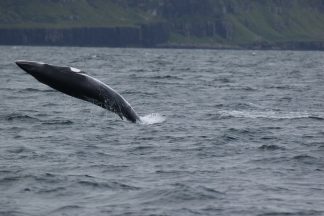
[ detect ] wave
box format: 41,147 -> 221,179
218,110 -> 324,120
140,113 -> 166,125
226,102 -> 266,110
18,87 -> 55,93
5,113 -> 39,121
129,74 -> 182,80
293,154 -> 317,161
41,119 -> 74,125
77,180 -> 139,190
258,144 -> 286,151
136,183 -> 224,205
151,75 -> 183,80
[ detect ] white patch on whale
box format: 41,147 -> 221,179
70,67 -> 81,73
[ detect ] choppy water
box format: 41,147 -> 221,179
1,46 -> 324,216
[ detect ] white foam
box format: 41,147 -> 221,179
218,110 -> 319,119
139,113 -> 166,125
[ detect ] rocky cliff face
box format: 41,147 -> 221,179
110,0 -> 324,49
0,24 -> 169,47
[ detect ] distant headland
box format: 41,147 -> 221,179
1,0 -> 324,50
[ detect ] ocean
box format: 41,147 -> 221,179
1,46 -> 324,216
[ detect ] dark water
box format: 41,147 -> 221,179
1,46 -> 324,216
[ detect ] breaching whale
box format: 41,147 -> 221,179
15,61 -> 141,123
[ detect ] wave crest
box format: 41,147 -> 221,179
218,110 -> 324,120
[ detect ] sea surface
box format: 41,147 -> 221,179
1,46 -> 324,216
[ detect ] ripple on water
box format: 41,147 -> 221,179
4,113 -> 39,122
258,145 -> 286,151
217,110 -> 324,120
49,205 -> 84,216
292,154 -> 318,165
18,87 -> 55,93
77,179 -> 140,191
136,184 -> 224,206
41,119 -> 74,125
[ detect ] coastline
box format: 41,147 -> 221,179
1,27 -> 323,51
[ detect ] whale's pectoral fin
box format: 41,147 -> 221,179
117,101 -> 126,120
118,113 -> 124,120
103,92 -> 139,123
109,98 -> 125,120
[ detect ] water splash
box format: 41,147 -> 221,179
139,113 -> 166,125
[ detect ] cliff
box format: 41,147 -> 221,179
128,0 -> 324,50
1,0 -> 324,49
0,24 -> 169,47
0,0 -> 169,47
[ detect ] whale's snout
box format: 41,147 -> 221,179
16,60 -> 42,71
15,60 -> 45,77
16,60 -> 33,72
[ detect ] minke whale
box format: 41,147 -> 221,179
15,61 -> 141,123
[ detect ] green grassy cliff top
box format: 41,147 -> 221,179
0,0 -> 160,28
